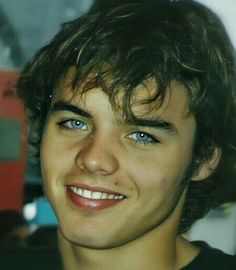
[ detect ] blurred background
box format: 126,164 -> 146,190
0,0 -> 235,253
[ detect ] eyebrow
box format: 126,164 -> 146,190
126,118 -> 177,134
49,101 -> 176,134
49,101 -> 92,118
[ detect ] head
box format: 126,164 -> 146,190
18,0 -> 236,239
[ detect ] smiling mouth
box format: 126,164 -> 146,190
70,186 -> 125,200
67,185 -> 126,211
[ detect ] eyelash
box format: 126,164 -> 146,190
127,131 -> 160,145
57,119 -> 88,131
57,119 -> 159,145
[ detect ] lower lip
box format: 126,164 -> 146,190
67,188 -> 124,211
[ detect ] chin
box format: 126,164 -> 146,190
58,225 -> 129,250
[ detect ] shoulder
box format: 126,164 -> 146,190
0,247 -> 62,270
182,241 -> 236,270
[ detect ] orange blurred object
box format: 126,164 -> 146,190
0,71 -> 27,211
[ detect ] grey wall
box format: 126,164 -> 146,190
0,0 -> 93,68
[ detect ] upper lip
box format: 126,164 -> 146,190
66,183 -> 126,196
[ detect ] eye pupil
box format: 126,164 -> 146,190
69,120 -> 85,129
59,118 -> 87,131
137,133 -> 148,140
130,131 -> 159,144
72,120 -> 81,126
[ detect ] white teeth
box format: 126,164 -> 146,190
91,191 -> 102,199
70,187 -> 124,200
108,194 -> 115,199
102,193 -> 108,199
83,189 -> 92,199
78,188 -> 83,196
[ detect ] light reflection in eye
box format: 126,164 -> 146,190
128,131 -> 158,144
60,119 -> 88,130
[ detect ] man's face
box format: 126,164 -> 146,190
40,79 -> 196,249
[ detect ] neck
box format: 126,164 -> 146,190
57,198 -> 199,270
58,228 -> 198,270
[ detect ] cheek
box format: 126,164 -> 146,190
40,138 -> 55,196
41,124 -> 73,160
40,133 -> 72,207
125,150 -> 191,196
126,157 -> 171,196
40,130 -> 70,183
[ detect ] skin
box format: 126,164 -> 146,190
40,77 -> 218,270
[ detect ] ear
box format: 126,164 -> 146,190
191,147 -> 221,181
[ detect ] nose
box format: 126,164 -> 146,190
75,135 -> 119,175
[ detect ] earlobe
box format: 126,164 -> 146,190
191,147 -> 222,181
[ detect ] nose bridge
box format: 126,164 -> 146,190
75,131 -> 119,175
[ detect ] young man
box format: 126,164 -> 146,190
11,0 -> 236,269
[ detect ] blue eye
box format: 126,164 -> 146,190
59,119 -> 87,131
128,131 -> 158,144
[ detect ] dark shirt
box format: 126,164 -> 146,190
0,247 -> 62,270
182,241 -> 236,270
0,242 -> 235,270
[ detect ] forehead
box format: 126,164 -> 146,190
128,78 -> 191,120
53,73 -> 192,124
